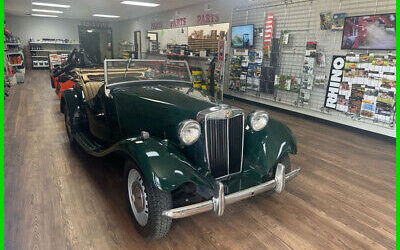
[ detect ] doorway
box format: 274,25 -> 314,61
134,31 -> 141,59
78,26 -> 114,64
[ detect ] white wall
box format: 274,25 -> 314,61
111,0 -> 245,57
5,14 -> 81,46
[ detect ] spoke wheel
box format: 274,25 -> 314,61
124,161 -> 172,240
128,169 -> 149,226
64,106 -> 75,145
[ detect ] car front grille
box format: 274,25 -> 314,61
205,110 -> 244,179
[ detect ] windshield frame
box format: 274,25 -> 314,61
103,59 -> 193,88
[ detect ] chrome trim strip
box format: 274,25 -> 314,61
162,167 -> 301,219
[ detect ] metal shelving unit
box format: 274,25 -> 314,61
29,39 -> 79,69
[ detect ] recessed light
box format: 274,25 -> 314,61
31,14 -> 58,17
32,9 -> 63,14
32,2 -> 71,8
121,1 -> 159,7
93,14 -> 120,18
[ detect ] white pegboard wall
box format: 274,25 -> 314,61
225,0 -> 396,137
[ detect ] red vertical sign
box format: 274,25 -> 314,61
264,14 -> 274,49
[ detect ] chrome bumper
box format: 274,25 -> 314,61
163,164 -> 300,219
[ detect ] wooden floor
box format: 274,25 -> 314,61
5,70 -> 396,250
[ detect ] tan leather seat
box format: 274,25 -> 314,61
82,81 -> 103,101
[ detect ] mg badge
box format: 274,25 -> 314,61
225,110 -> 232,118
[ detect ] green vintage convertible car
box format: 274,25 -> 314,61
61,59 -> 300,240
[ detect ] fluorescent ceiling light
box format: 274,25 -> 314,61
93,14 -> 120,18
87,29 -> 94,33
31,14 -> 58,17
32,2 -> 71,8
121,1 -> 160,7
32,9 -> 63,13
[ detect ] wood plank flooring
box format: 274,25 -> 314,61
5,70 -> 396,250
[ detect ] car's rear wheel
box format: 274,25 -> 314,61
64,105 -> 75,146
124,160 -> 172,240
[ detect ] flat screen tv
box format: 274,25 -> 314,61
231,24 -> 254,48
341,13 -> 396,50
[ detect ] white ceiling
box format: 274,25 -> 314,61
5,0 -> 211,21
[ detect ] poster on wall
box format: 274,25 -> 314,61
320,12 -> 333,30
332,13 -> 346,31
324,53 -> 396,123
341,13 -> 396,50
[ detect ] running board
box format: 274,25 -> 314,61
75,131 -> 107,155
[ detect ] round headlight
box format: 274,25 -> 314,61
250,111 -> 269,131
178,120 -> 201,145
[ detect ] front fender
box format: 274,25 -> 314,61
118,137 -> 216,194
244,118 -> 297,173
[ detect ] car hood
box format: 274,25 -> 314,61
111,84 -> 218,142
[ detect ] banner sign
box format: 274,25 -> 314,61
197,13 -> 219,25
263,14 -> 274,49
170,17 -> 187,28
324,55 -> 346,109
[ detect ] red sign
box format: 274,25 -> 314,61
264,14 -> 274,49
170,17 -> 186,28
150,22 -> 162,30
197,14 -> 219,25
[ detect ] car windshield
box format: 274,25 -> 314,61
104,59 -> 192,86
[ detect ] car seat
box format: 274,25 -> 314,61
82,81 -> 103,101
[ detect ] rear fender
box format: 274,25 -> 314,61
118,137 -> 215,195
61,89 -> 79,116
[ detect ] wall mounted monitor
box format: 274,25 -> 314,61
341,13 -> 396,50
231,24 -> 254,48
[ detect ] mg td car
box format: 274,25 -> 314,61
61,59 -> 300,240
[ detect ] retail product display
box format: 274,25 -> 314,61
231,24 -> 254,48
325,53 -> 396,123
61,58 -> 299,240
4,24 -> 25,87
246,50 -> 263,91
29,38 -> 80,69
119,40 -> 134,59
341,13 -> 396,50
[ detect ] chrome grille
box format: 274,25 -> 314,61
204,108 -> 244,179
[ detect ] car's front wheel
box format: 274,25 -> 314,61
124,160 -> 172,240
64,105 -> 75,146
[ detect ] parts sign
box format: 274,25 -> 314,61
324,55 -> 346,109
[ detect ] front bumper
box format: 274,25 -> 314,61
163,163 -> 300,219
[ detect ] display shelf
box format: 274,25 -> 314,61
32,56 -> 49,58
225,91 -> 395,138
30,50 -> 72,52
8,62 -> 23,67
5,42 -> 21,46
32,65 -> 49,68
6,51 -> 23,55
29,42 -> 80,45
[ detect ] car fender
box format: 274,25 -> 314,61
244,118 -> 297,172
61,88 -> 79,115
116,137 -> 216,194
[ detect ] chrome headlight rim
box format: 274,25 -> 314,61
178,119 -> 201,146
249,110 -> 269,132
